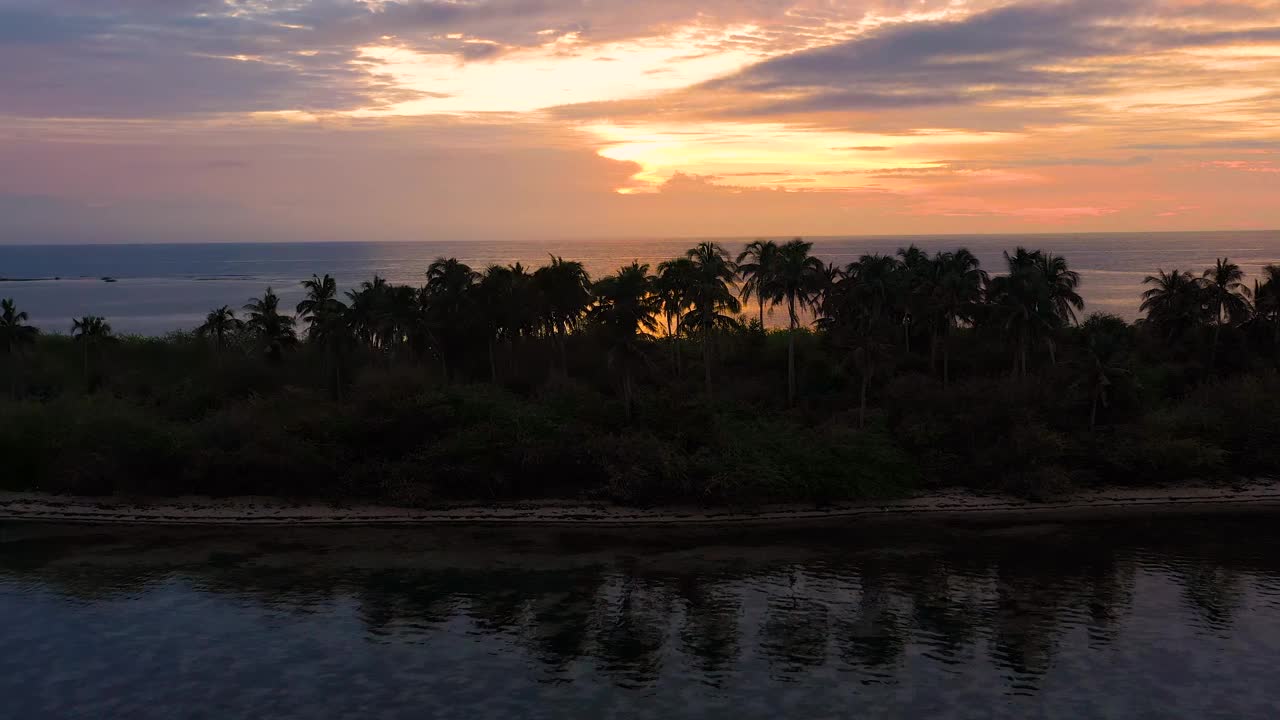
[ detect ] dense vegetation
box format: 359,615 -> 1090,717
2,242 -> 1278,506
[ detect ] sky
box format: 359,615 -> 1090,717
1,0 -> 1279,243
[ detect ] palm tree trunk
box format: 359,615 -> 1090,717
558,327 -> 568,377
1090,393 -> 1099,431
703,328 -> 713,399
942,338 -> 950,388
758,298 -> 765,329
859,372 -> 869,430
1210,320 -> 1221,371
623,364 -> 633,422
488,338 -> 498,382
667,314 -> 679,376
1018,331 -> 1028,379
787,297 -> 797,405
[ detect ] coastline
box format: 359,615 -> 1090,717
2,481 -> 1279,528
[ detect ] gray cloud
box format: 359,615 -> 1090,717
600,0 -> 1280,129
0,0 -> 999,118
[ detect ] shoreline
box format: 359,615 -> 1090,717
2,481 -> 1279,528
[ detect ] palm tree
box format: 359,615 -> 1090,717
1,298 -> 39,398
380,283 -> 422,363
424,258 -> 480,379
296,274 -> 347,341
1202,257 -> 1252,369
477,263 -> 538,381
1077,314 -> 1132,430
986,261 -> 1050,379
1002,248 -> 1083,365
683,242 -> 740,397
71,315 -> 112,388
845,254 -> 900,332
309,300 -> 356,397
196,305 -> 242,354
654,258 -> 695,374
1140,268 -> 1208,341
243,287 -> 297,362
925,249 -> 986,386
533,256 -> 592,375
344,275 -> 388,349
587,262 -> 659,420
896,245 -> 931,349
850,335 -> 892,430
736,239 -> 780,328
769,238 -> 824,404
1034,251 -> 1085,327
1254,264 -> 1280,364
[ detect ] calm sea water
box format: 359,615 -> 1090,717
2,517 -> 1279,718
2,232 -> 1278,334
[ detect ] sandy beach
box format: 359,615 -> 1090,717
1,481 -> 1278,527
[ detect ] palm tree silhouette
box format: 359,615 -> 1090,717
736,239 -> 780,328
1,298 -> 39,398
1077,314 -> 1132,430
243,287 -> 297,362
986,263 -> 1049,378
896,245 -> 932,350
845,254 -> 900,333
71,315 -> 112,388
1140,268 -> 1207,341
985,248 -> 1082,376
309,299 -> 356,396
654,257 -> 695,375
1202,257 -> 1252,370
296,274 -> 347,341
683,242 -> 740,397
1254,264 -> 1280,364
424,258 -> 480,379
197,305 -> 242,354
344,275 -> 388,349
534,256 -> 592,375
588,262 -> 659,420
1004,248 -> 1084,365
769,239 -> 824,404
1035,251 -> 1085,326
851,335 -> 893,429
478,263 -> 538,381
925,249 -> 986,386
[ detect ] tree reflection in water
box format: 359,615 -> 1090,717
0,516 -> 1273,703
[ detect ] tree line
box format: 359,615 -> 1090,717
3,240 -> 1280,506
3,240 -> 1279,416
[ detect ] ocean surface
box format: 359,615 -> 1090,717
2,231 -> 1278,335
3,516 -> 1280,719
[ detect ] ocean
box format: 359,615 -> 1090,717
2,231 -> 1278,335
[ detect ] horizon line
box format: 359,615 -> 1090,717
2,228 -> 1278,248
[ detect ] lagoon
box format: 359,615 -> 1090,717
2,516 -> 1278,718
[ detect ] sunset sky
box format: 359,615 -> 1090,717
2,0 -> 1279,243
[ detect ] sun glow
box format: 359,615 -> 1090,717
585,122 -> 1019,191
353,26 -> 778,115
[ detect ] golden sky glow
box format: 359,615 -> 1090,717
1,0 -> 1278,242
